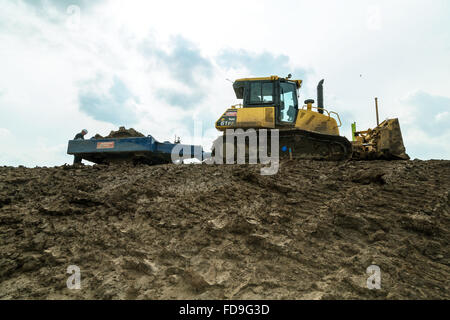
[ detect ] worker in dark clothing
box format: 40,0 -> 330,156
73,129 -> 88,164
74,129 -> 88,141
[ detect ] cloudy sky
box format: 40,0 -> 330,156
0,0 -> 449,166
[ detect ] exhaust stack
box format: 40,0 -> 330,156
317,79 -> 324,114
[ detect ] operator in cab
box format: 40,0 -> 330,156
73,129 -> 88,164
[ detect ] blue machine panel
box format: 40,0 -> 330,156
67,135 -> 205,164
68,136 -> 156,154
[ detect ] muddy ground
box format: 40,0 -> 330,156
0,159 -> 449,299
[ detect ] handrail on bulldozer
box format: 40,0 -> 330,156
329,111 -> 342,127
301,105 -> 342,127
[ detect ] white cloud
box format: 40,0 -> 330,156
435,111 -> 449,122
0,128 -> 11,138
0,0 -> 449,166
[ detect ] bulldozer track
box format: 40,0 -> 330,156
212,128 -> 352,162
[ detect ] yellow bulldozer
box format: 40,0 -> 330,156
212,75 -> 409,161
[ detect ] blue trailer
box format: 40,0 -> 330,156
67,135 -> 206,165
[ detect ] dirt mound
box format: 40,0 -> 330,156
0,160 -> 449,299
94,127 -> 145,139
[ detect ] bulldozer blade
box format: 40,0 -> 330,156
377,118 -> 409,160
352,118 -> 409,160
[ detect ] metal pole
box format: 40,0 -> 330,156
375,97 -> 380,126
351,122 -> 356,141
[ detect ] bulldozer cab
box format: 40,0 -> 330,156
233,76 -> 302,126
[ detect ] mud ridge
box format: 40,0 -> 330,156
0,159 -> 448,299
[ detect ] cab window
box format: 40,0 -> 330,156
279,82 -> 297,122
248,82 -> 274,104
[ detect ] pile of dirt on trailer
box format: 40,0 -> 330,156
94,126 -> 145,139
0,160 -> 448,300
